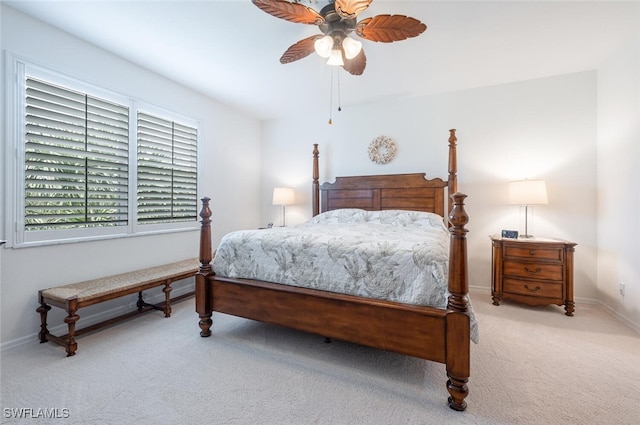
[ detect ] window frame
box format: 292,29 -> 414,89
4,54 -> 201,248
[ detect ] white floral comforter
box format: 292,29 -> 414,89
213,209 -> 478,343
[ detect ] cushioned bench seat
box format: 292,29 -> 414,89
37,258 -> 199,356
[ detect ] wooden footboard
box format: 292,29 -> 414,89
210,275 -> 448,362
196,132 -> 470,411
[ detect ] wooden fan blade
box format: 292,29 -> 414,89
252,0 -> 324,25
280,35 -> 323,64
334,0 -> 372,20
342,48 -> 367,76
356,15 -> 427,42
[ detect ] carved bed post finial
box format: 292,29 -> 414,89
312,144 -> 320,217
448,129 -> 458,214
197,197 -> 213,337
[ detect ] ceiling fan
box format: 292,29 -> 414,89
252,0 -> 427,75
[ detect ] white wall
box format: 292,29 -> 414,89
596,27 -> 640,329
261,72 -> 599,303
0,6 -> 262,347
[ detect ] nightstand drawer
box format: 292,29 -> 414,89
503,278 -> 562,299
503,260 -> 563,281
504,245 -> 563,262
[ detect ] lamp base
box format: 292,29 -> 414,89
519,234 -> 534,239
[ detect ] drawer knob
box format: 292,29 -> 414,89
524,284 -> 541,292
524,267 -> 542,274
529,250 -> 536,255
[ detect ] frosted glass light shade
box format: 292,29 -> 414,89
272,187 -> 295,205
314,35 -> 333,58
508,180 -> 548,205
327,48 -> 344,66
342,37 -> 362,59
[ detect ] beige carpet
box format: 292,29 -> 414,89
1,288 -> 639,424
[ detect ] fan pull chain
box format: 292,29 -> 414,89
328,70 -> 334,125
337,70 -> 342,112
328,68 -> 342,125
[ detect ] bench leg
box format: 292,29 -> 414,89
64,300 -> 79,357
36,303 -> 51,343
137,291 -> 145,311
136,285 -> 172,317
163,281 -> 172,318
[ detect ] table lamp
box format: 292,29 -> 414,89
272,187 -> 295,227
508,179 -> 548,238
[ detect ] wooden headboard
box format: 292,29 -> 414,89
312,129 -> 458,218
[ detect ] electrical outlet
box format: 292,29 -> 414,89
619,281 -> 625,296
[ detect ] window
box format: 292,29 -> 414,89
6,58 -> 199,247
137,112 -> 198,224
24,77 -> 130,231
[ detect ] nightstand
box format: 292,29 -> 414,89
490,236 -> 577,316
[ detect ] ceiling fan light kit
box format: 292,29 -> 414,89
252,0 -> 427,75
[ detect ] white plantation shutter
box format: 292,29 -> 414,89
9,58 -> 201,247
137,112 -> 198,223
24,77 -> 129,230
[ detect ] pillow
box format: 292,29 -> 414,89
306,208 -> 368,225
306,208 -> 446,230
367,210 -> 447,230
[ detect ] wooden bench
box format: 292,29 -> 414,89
37,258 -> 199,357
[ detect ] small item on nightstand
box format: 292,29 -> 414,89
501,229 -> 519,239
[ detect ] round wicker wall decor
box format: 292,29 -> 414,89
368,136 -> 397,164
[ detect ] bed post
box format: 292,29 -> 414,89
312,144 -> 320,217
446,192 -> 470,411
447,129 -> 458,215
196,197 -> 213,337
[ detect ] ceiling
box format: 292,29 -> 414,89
6,0 -> 639,121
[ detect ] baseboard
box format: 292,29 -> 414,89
0,282 -> 195,352
597,301 -> 640,334
469,285 -> 490,293
470,285 -> 639,334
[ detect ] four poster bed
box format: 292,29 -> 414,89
196,129 -> 472,411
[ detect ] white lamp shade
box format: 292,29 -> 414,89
272,187 -> 295,205
508,180 -> 548,205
